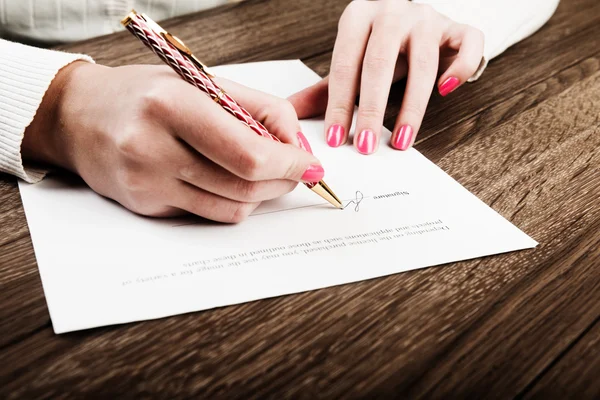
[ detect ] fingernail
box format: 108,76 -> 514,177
439,77 -> 460,97
392,125 -> 414,151
326,124 -> 345,147
296,132 -> 313,154
301,164 -> 325,183
355,129 -> 377,155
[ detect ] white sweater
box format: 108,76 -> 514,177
0,0 -> 560,183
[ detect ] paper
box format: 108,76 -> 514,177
18,60 -> 537,333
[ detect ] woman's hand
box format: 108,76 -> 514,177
22,62 -> 323,223
289,0 -> 484,154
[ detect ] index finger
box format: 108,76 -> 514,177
162,83 -> 323,183
325,1 -> 374,148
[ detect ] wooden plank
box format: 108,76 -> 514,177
0,236 -> 49,349
522,319 -> 600,399
0,174 -> 45,347
0,178 -> 28,247
399,225 -> 600,398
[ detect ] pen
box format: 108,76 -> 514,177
121,10 -> 343,209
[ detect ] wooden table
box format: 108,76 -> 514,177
1,0 -> 599,397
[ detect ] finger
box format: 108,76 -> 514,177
354,15 -> 405,155
438,24 -> 484,96
391,30 -> 440,151
287,76 -> 329,120
174,141 -> 297,203
287,60 -> 407,122
172,181 -> 260,224
164,87 -> 324,183
214,77 -> 301,146
325,1 -> 374,147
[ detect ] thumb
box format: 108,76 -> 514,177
287,76 -> 329,119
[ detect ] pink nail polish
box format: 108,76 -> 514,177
392,125 -> 414,151
326,124 -> 345,147
439,77 -> 460,97
356,129 -> 377,155
296,132 -> 313,154
301,165 -> 325,183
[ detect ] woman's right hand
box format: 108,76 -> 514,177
22,62 -> 323,223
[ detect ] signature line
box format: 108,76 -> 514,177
172,191 -> 369,226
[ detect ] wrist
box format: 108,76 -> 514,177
22,61 -> 91,172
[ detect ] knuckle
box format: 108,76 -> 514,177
416,3 -> 436,18
283,181 -> 298,195
358,103 -> 383,122
414,51 -> 433,71
458,24 -> 485,49
473,30 -> 486,50
340,1 -> 365,26
236,151 -> 267,181
359,107 -> 383,124
468,25 -> 485,42
138,86 -> 171,118
330,59 -> 356,81
376,9 -> 401,28
402,102 -> 425,120
228,202 -> 254,224
129,201 -> 148,216
454,58 -> 477,77
364,53 -> 391,73
329,102 -> 355,119
413,18 -> 436,36
179,162 -> 201,182
115,127 -> 147,161
268,98 -> 297,120
236,179 -> 262,202
284,157 -> 301,181
279,99 -> 297,118
123,192 -> 157,216
116,168 -> 147,194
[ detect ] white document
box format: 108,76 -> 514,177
18,60 -> 537,333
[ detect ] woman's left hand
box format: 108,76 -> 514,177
288,0 -> 484,154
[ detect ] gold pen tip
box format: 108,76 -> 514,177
311,180 -> 343,209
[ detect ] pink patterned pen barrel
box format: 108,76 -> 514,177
123,13 -> 277,142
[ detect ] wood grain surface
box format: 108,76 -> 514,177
1,0 -> 599,398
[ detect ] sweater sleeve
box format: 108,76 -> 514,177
0,39 -> 94,183
414,0 -> 560,80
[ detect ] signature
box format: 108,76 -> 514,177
342,191 -> 364,212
